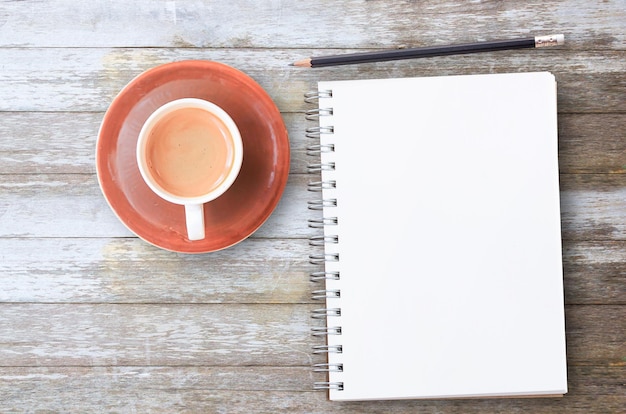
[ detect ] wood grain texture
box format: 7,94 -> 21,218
0,304 -> 314,367
0,112 -> 311,175
562,241 -> 626,305
0,366 -> 623,413
0,0 -> 624,412
560,174 -> 626,241
0,304 -> 622,367
0,48 -> 623,113
0,239 -> 620,305
0,173 -> 318,238
0,238 -> 316,304
1,174 -> 624,241
0,0 -> 623,49
0,112 -> 624,175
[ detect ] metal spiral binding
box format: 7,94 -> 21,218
304,89 -> 332,103
313,363 -> 344,372
311,326 -> 342,336
306,107 -> 333,121
308,180 -> 336,192
308,217 -> 337,229
312,345 -> 343,354
309,235 -> 338,247
307,144 -> 335,156
306,88 -> 344,393
307,199 -> 337,211
312,289 -> 341,300
307,162 -> 335,174
314,382 -> 344,391
310,271 -> 340,282
309,253 -> 339,265
311,308 -> 341,319
306,126 -> 334,139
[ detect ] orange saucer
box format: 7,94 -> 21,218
96,61 -> 290,253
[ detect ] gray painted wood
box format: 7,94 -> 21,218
0,0 -> 623,49
0,0 -> 624,412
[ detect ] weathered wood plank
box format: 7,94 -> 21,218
0,391 -> 624,414
564,305 -> 626,365
0,0 -> 621,412
0,112 -> 111,175
562,241 -> 626,305
560,174 -> 626,241
0,0 -> 623,49
0,238 -> 621,305
0,238 -> 316,304
0,304 -> 621,367
0,112 -> 624,175
0,48 -> 623,113
558,114 -> 626,174
0,365 -> 621,394
0,173 -> 320,239
1,174 -> 623,240
0,112 -> 311,175
0,366 -> 623,413
0,303 -> 314,367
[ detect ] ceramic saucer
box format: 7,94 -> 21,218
96,60 -> 290,253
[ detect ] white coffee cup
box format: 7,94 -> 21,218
136,98 -> 243,241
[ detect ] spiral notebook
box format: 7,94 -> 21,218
306,72 -> 567,401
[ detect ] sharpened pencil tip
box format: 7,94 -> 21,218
288,63 -> 295,66
291,58 -> 313,68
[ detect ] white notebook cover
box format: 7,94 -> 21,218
314,72 -> 567,401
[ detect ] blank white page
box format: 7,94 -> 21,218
316,72 -> 567,401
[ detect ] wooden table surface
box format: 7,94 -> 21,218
0,1 -> 624,412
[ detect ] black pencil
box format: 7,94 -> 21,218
291,34 -> 564,68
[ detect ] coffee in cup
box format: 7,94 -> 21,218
136,98 -> 243,241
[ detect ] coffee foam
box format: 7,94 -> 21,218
145,107 -> 236,198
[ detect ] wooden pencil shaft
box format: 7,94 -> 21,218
310,38 -> 536,67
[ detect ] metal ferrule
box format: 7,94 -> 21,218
535,34 -> 565,47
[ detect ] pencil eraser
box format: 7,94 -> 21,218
555,34 -> 565,45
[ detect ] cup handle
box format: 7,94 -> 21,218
184,204 -> 205,241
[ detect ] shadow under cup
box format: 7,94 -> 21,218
136,98 -> 243,241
